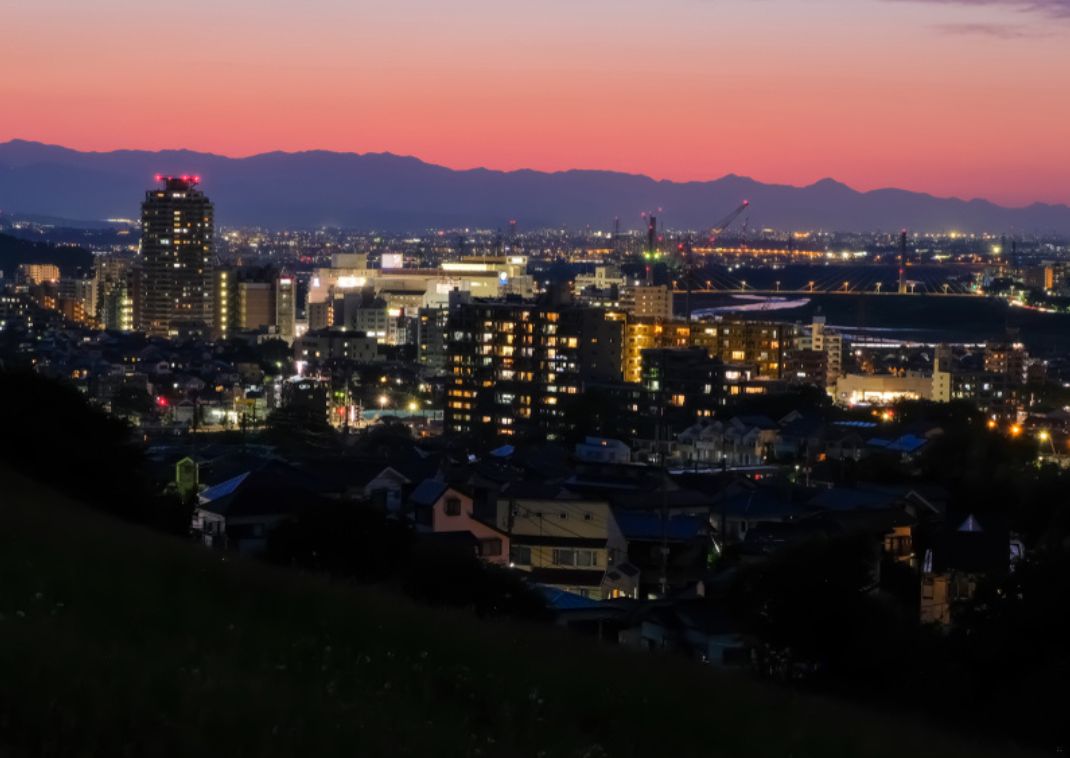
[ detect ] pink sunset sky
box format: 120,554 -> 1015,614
4,0 -> 1070,206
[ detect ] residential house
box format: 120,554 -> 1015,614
919,513 -> 1017,626
408,479 -> 510,565
677,415 -> 780,468
574,436 -> 631,464
498,482 -> 639,600
772,411 -> 826,461
613,509 -> 712,597
711,484 -> 815,544
192,464 -> 321,554
823,423 -> 874,461
617,599 -> 747,665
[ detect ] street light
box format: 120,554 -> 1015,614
1038,429 -> 1056,457
378,394 -> 388,410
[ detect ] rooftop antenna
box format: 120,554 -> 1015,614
657,349 -> 670,597
646,212 -> 658,285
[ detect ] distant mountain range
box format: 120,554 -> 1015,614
2,139 -> 1069,234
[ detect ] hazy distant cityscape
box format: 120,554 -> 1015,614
6,170 -> 1070,438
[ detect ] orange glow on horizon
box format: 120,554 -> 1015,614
3,0 -> 1070,206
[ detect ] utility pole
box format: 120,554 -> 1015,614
646,214 -> 658,286
898,229 -> 908,295
657,350 -> 670,598
682,235 -> 694,323
191,393 -> 200,447
342,370 -> 351,438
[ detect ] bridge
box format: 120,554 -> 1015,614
671,269 -> 984,297
673,287 -> 982,297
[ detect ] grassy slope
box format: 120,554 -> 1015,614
0,469 -> 1026,758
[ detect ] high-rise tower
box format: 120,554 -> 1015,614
137,176 -> 214,337
276,273 -> 297,344
94,255 -> 136,332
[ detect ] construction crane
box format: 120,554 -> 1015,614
681,200 -> 751,319
709,200 -> 750,245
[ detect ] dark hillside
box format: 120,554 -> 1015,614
0,468 -> 1028,758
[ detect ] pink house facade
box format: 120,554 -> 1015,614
409,480 -> 510,565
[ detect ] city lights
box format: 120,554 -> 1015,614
3,3 -> 1070,754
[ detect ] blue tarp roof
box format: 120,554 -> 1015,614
867,434 -> 928,453
198,472 -> 249,504
537,585 -> 602,610
408,479 -> 448,508
613,510 -> 706,541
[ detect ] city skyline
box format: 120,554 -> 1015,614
7,2 -> 1070,755
4,0 -> 1070,207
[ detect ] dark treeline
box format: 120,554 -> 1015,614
724,532 -> 1070,750
0,232 -> 94,275
0,369 -> 189,533
0,369 -> 547,621
713,399 -> 1070,752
